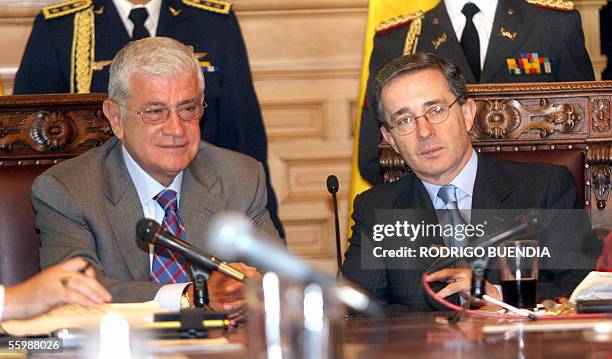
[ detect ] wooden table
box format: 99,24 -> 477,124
207,312 -> 611,359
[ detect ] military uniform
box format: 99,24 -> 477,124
358,0 -> 595,185
14,0 -> 285,238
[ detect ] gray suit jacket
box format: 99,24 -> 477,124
33,137 -> 279,302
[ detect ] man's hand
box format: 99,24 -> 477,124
207,263 -> 261,315
3,257 -> 112,320
426,268 -> 501,302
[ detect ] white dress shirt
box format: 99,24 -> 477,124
444,0 -> 499,70
113,0 -> 162,37
422,149 -> 478,223
122,146 -> 188,311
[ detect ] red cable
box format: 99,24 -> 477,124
420,272 -> 612,321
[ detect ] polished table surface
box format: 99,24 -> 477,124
196,311 -> 612,359
10,311 -> 608,358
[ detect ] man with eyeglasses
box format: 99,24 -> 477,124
342,53 -> 598,311
33,37 -> 280,313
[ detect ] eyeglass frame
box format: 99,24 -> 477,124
117,100 -> 207,125
384,96 -> 462,136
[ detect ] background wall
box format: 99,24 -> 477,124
0,0 -> 606,274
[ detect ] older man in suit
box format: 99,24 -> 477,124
342,53 -> 598,311
15,0 -> 285,240
359,0 -> 595,185
33,37 -> 279,311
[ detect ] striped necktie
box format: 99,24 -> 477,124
437,184 -> 468,248
150,189 -> 189,283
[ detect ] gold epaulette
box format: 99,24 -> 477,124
375,10 -> 424,35
525,0 -> 575,11
42,0 -> 92,20
182,0 -> 232,15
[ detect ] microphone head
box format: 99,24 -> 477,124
136,218 -> 161,243
208,212 -> 255,261
326,175 -> 339,194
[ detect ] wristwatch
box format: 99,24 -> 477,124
180,287 -> 192,310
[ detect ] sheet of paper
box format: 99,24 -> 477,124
0,301 -> 169,336
570,271 -> 612,302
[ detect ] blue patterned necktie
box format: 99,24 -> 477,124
150,189 -> 189,283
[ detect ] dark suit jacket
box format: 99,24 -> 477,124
33,137 -> 279,302
358,0 -> 595,185
14,0 -> 284,238
342,154 -> 598,311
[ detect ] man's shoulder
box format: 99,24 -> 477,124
357,173 -> 419,207
35,138 -> 117,186
481,154 -> 567,176
375,10 -> 423,36
40,0 -> 92,20
180,0 -> 233,16
522,0 -> 576,13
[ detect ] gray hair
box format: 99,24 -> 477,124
108,37 -> 204,104
372,52 -> 469,125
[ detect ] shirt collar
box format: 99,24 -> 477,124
421,149 -> 478,205
122,145 -> 183,208
444,0 -> 498,23
112,0 -> 162,32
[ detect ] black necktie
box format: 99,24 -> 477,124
128,8 -> 151,40
461,3 -> 481,81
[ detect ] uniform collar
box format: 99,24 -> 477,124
444,0 -> 498,24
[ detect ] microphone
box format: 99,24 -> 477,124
136,219 -> 245,282
326,175 -> 343,280
207,212 -> 380,314
427,209 -> 542,274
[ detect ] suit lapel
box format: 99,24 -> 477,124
157,0 -> 191,43
481,0 -> 533,82
393,175 -> 445,247
104,139 -> 150,281
419,2 -> 477,83
180,149 -> 226,251
94,0 -> 131,59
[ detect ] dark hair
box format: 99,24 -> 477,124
371,52 -> 469,125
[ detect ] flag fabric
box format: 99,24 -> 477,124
347,0 -> 440,237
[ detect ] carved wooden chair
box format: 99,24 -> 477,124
380,81 -> 612,233
0,94 -> 110,285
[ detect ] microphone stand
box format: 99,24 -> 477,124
326,175 -> 343,281
190,265 -> 211,308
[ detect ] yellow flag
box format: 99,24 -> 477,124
347,0 -> 439,237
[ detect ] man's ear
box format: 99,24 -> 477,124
380,125 -> 400,154
103,99 -> 124,140
461,98 -> 477,131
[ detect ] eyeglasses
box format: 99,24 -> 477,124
385,97 -> 461,136
119,101 -> 207,125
